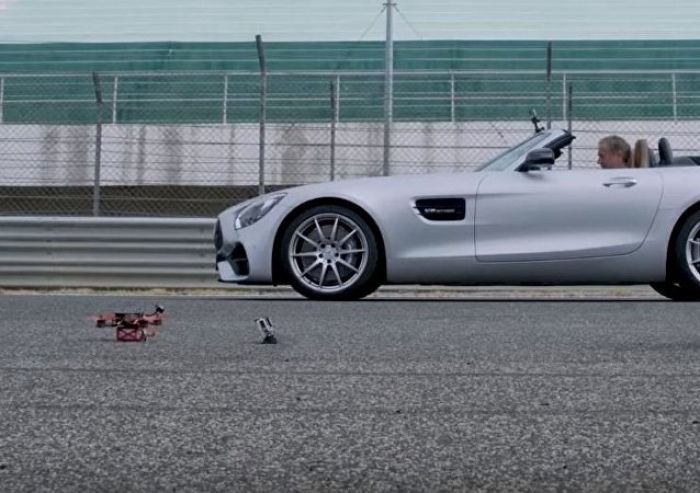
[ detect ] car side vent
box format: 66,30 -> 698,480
415,198 -> 466,221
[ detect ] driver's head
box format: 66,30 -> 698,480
597,135 -> 631,169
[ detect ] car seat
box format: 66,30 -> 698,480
648,147 -> 658,167
658,138 -> 673,166
657,137 -> 697,166
633,139 -> 651,168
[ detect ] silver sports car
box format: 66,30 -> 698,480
214,121 -> 700,301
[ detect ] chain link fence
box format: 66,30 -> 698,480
1,68 -> 699,217
564,71 -> 700,168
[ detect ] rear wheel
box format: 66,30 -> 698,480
280,205 -> 382,300
658,210 -> 700,301
649,281 -> 700,301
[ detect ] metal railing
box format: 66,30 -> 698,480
2,69 -> 697,124
0,216 -> 217,288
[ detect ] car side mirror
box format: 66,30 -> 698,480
519,148 -> 555,172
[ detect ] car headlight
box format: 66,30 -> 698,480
234,194 -> 286,230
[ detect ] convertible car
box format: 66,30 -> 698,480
214,118 -> 700,301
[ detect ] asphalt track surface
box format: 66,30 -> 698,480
2,292 -> 700,492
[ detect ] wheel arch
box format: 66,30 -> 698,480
665,201 -> 700,281
271,197 -> 387,285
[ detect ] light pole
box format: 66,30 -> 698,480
383,0 -> 395,176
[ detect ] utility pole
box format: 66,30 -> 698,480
383,0 -> 395,176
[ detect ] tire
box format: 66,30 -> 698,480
279,205 -> 382,300
664,210 -> 700,301
649,281 -> 700,301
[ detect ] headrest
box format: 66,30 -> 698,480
658,138 -> 673,165
633,139 -> 651,168
647,146 -> 658,167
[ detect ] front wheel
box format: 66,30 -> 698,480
279,205 -> 383,300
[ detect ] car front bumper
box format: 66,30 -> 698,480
214,208 -> 278,285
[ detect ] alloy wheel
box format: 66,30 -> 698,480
685,220 -> 700,285
288,213 -> 369,293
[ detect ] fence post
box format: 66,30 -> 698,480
0,77 -> 4,124
223,73 -> 229,125
256,35 -> 267,196
567,82 -> 573,170
546,41 -> 553,129
562,72 -> 567,121
111,75 -> 119,124
92,72 -> 104,216
330,78 -> 338,181
672,72 -> 678,122
450,71 -> 456,123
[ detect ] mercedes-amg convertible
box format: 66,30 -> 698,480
214,119 -> 700,301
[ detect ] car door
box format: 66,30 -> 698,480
474,168 -> 663,262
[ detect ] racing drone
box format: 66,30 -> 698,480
95,304 -> 165,342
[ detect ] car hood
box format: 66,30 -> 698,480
280,171 -> 484,206
218,171 -> 486,226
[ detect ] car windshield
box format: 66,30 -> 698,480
474,131 -> 553,172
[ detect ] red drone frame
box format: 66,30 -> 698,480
95,304 -> 165,342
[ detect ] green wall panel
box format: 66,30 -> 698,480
2,40 -> 700,124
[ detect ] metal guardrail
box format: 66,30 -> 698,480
0,216 -> 218,288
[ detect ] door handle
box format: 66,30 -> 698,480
603,179 -> 637,188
